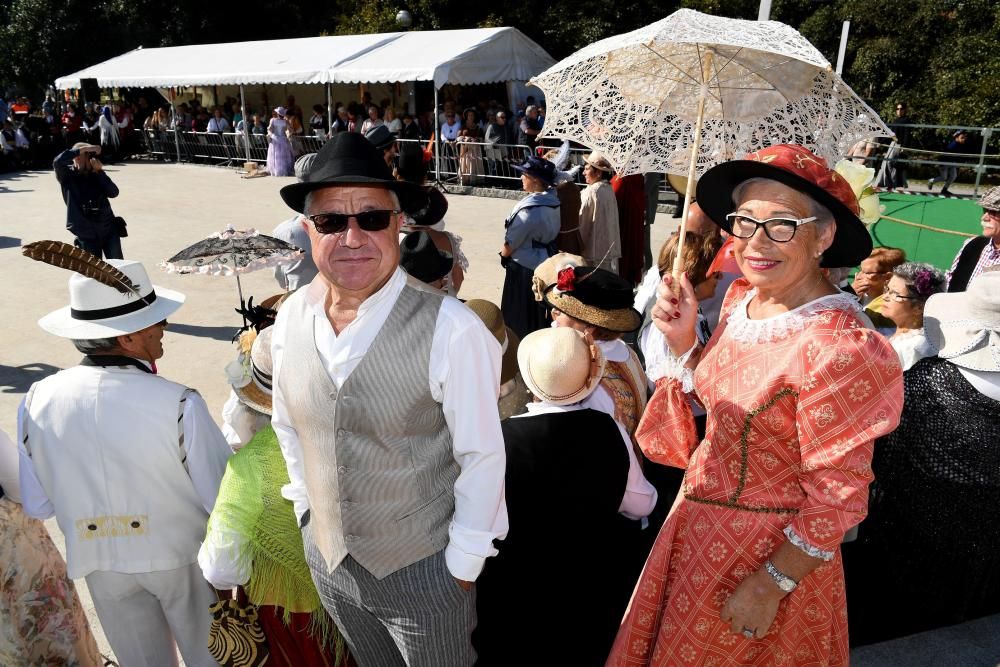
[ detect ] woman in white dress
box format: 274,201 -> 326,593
266,107 -> 294,177
881,262 -> 947,370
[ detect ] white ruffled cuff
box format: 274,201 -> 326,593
784,525 -> 835,561
661,340 -> 699,394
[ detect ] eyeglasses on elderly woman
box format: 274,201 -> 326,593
725,213 -> 817,243
883,284 -> 920,302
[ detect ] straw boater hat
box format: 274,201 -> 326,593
583,151 -> 614,173
465,299 -> 519,384
544,266 -> 643,333
696,143 -> 872,268
977,185 -> 1000,212
517,327 -> 606,406
22,242 -> 185,339
923,269 -> 1000,372
229,327 -> 274,416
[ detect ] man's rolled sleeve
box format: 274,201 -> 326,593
435,303 -> 509,581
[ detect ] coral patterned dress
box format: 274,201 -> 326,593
607,280 -> 903,666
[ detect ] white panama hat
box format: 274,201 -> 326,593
923,269 -> 1000,372
39,259 -> 185,339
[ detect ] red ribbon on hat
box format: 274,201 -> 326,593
556,266 -> 576,292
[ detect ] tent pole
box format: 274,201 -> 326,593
434,86 -> 441,183
239,84 -> 251,164
326,83 -> 334,138
170,96 -> 181,164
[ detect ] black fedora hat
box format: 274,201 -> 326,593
410,186 -> 449,226
280,132 -> 426,214
365,124 -> 396,152
544,266 -> 642,333
400,231 -> 453,285
512,155 -> 556,186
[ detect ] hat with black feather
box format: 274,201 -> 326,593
22,240 -> 185,339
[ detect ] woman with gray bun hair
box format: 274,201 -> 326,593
881,261 -> 946,371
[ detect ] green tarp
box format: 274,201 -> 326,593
869,193 -> 983,270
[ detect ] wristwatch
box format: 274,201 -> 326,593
764,560 -> 798,593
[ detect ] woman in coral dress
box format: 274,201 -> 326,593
607,145 -> 904,666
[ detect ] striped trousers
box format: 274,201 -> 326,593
303,522 -> 477,667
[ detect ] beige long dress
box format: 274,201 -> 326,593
579,180 -> 621,273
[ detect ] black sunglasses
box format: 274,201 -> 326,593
307,209 -> 400,235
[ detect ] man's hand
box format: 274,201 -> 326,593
455,578 -> 474,592
90,157 -> 103,172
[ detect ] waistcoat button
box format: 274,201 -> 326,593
337,465 -> 349,473
87,524 -> 97,531
130,520 -> 141,528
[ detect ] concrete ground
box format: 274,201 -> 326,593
2,161 -> 679,663
2,162 -> 998,665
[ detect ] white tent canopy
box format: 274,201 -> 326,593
330,27 -> 556,88
55,33 -> 401,89
54,27 -> 554,91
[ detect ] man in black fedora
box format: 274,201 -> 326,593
270,132 -> 508,666
365,123 -> 397,170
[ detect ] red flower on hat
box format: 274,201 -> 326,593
556,266 -> 576,292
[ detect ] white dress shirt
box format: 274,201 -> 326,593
271,268 -> 509,581
17,372 -> 230,519
441,120 -> 462,141
577,338 -> 657,520
207,117 -> 230,132
0,427 -> 21,503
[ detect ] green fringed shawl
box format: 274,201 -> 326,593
205,425 -> 339,649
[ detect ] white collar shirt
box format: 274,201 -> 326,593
270,267 -> 509,581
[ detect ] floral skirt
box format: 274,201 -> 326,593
606,498 -> 849,666
0,499 -> 102,667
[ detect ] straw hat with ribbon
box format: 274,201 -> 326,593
544,266 -> 643,333
465,299 -> 519,384
923,269 -> 1000,372
226,327 -> 275,415
518,327 -> 606,406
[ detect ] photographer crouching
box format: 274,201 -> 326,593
53,143 -> 125,259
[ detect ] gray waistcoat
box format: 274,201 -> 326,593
279,279 -> 459,579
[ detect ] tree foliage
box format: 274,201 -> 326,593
2,0 -> 998,127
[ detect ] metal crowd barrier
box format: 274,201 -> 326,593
129,130 -> 689,197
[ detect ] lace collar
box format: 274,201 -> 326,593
725,288 -> 863,343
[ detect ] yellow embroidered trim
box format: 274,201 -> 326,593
75,515 -> 149,540
685,387 -> 800,514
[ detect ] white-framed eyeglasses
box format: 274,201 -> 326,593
725,213 -> 817,243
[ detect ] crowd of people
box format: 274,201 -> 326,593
2,110 -> 1000,667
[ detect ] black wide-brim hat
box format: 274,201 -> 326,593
410,186 -> 449,226
400,230 -> 454,284
696,144 -> 872,268
280,132 -> 427,215
543,266 -> 642,333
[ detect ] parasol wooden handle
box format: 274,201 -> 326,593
671,49 -> 715,290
